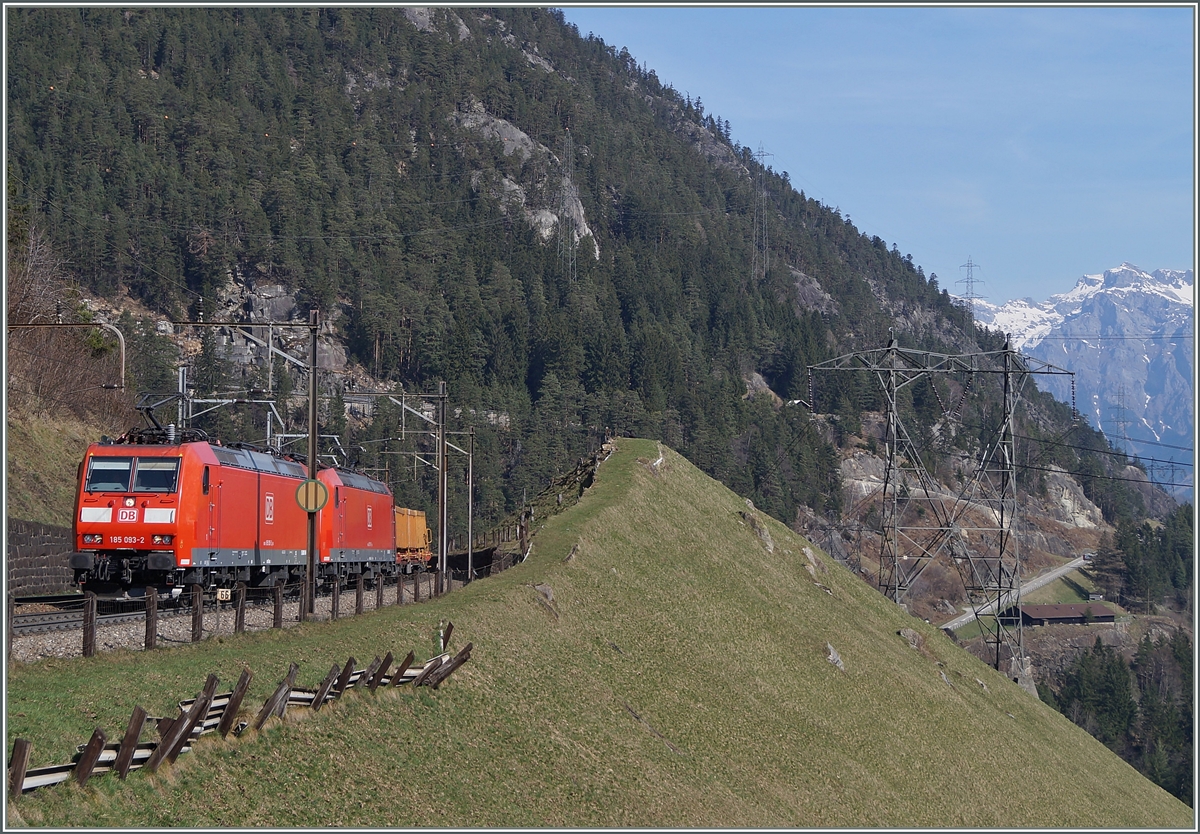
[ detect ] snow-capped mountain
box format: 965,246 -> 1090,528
969,263 -> 1194,500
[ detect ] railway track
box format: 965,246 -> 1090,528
10,608 -> 150,636
10,593 -> 188,636
8,577 -> 427,638
11,592 -> 208,637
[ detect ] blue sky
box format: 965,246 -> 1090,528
561,4 -> 1196,304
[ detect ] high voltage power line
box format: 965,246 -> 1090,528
1013,434 -> 1193,466
1029,335 -> 1193,340
1015,462 -> 1193,490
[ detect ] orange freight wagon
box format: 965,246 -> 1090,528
394,507 -> 433,572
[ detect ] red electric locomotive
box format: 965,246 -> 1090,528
315,466 -> 396,573
69,420 -> 412,593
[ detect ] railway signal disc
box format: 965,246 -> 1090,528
295,479 -> 329,513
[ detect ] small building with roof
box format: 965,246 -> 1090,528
1001,603 -> 1116,627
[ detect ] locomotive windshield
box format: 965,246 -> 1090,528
132,459 -> 181,492
84,456 -> 180,493
84,457 -> 132,492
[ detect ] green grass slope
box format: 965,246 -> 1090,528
5,439 -> 1193,828
5,411 -> 100,527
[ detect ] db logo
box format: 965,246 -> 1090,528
265,493 -> 275,524
117,508 -> 138,523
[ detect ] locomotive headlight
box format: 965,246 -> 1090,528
123,497 -> 136,507
82,534 -> 102,544
152,534 -> 174,545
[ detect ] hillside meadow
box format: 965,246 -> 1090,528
5,411 -> 109,527
4,439 -> 1193,828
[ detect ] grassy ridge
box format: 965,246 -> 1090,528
5,439 -> 1193,827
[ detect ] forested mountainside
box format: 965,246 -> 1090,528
5,6 -> 1162,534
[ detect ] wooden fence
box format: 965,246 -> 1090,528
8,627 -> 471,795
43,559 -> 520,660
71,571 -> 439,659
447,522 -> 524,556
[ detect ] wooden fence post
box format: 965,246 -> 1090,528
82,591 -> 97,658
335,657 -> 357,695
370,651 -> 393,692
144,587 -> 158,650
355,573 -> 364,615
217,669 -> 254,738
7,592 -> 13,659
397,573 -> 405,605
273,579 -> 283,629
411,656 -> 443,687
360,656 -> 382,692
234,582 -> 246,634
190,584 -> 204,642
8,738 -> 31,796
146,674 -> 219,772
252,663 -> 298,731
413,573 -> 420,603
428,642 -> 473,689
375,576 -> 384,610
331,576 -> 340,620
168,674 -> 219,764
311,663 -> 341,712
392,650 -> 415,687
74,728 -> 108,787
113,706 -> 147,780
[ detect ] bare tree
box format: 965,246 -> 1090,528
6,217 -> 64,326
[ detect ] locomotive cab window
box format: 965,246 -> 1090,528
85,457 -> 133,492
133,458 -> 181,493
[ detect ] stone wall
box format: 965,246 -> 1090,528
6,518 -> 74,595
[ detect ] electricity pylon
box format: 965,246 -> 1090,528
808,336 -> 1074,678
956,257 -> 985,319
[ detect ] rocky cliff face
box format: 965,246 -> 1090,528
81,273 -> 361,394
804,422 -> 1112,626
